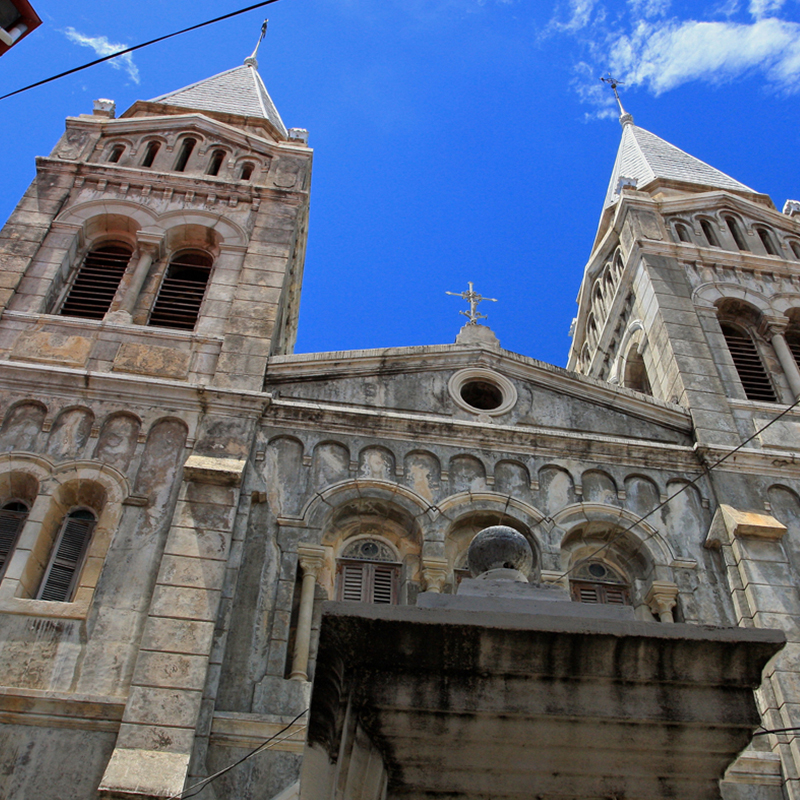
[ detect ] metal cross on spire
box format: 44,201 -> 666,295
245,19 -> 268,67
600,74 -> 633,125
446,282 -> 497,325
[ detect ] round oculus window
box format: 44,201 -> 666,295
448,368 -> 518,416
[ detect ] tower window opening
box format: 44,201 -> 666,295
37,508 -> 96,603
623,349 -> 652,396
174,138 -> 196,172
239,163 -> 254,181
675,224 -> 691,243
207,149 -> 225,176
148,250 -> 213,330
791,242 -> 800,260
725,216 -> 749,251
59,244 -> 133,320
757,228 -> 779,255
720,322 -> 776,402
786,327 -> 800,368
0,500 -> 28,579
701,220 -> 720,247
107,145 -> 124,163
141,141 -> 160,168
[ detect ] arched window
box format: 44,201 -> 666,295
720,321 -> 776,402
239,162 -> 254,181
786,326 -> 800,367
725,216 -> 749,251
207,149 -> 225,176
623,348 -> 652,395
174,138 -> 196,172
60,243 -> 133,319
36,508 -> 96,602
675,223 -> 692,243
790,241 -> 800,260
336,538 -> 399,604
757,227 -> 779,256
570,560 -> 631,606
0,500 -> 28,578
141,141 -> 160,168
107,145 -> 124,163
700,219 -> 720,247
148,250 -> 213,330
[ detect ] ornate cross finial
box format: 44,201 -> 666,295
446,282 -> 497,325
245,19 -> 268,68
601,74 -> 633,125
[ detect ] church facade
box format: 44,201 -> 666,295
0,54 -> 798,800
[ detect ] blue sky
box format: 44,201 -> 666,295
2,0 -> 800,367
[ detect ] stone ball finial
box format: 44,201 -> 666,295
467,525 -> 533,579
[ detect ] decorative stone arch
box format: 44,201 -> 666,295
768,294 -> 800,318
692,282 -> 772,314
100,137 -> 135,161
232,154 -> 262,182
56,200 -> 159,239
0,453 -> 51,505
432,491 -> 546,582
609,319 -> 644,383
153,211 -> 247,250
553,502 -> 678,620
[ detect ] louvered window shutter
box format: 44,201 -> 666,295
337,560 -> 399,605
571,581 -> 630,607
60,245 -> 132,320
149,251 -> 212,330
37,511 -> 96,602
0,504 -> 27,576
720,323 -> 777,402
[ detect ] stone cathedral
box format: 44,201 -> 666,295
1,48 -> 800,800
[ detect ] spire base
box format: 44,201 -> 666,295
620,112 -> 634,127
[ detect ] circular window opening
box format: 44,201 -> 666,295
460,380 -> 503,411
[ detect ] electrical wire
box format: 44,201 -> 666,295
169,708 -> 308,800
0,0 -> 285,103
554,393 -> 800,582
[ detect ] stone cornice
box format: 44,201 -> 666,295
267,345 -> 691,432
264,397 -> 699,470
0,686 -> 124,732
0,358 -> 271,417
695,443 -> 800,479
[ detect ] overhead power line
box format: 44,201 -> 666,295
0,0 -> 285,103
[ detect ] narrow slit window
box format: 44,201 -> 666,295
239,163 -> 254,181
726,216 -> 749,251
60,244 -> 132,320
701,220 -> 720,247
207,150 -> 225,176
37,509 -> 96,602
757,228 -> 779,255
174,138 -> 196,172
141,141 -> 160,168
720,322 -> 777,402
107,145 -> 124,163
0,501 -> 28,579
148,250 -> 212,330
675,224 -> 691,243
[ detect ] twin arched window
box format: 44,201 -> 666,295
719,321 -> 777,402
37,509 -> 96,602
60,244 -> 133,320
148,250 -> 213,330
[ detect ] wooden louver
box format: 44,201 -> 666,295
571,581 -> 630,606
37,511 -> 95,602
60,245 -> 132,319
720,323 -> 777,402
337,560 -> 399,604
149,252 -> 212,330
0,503 -> 27,576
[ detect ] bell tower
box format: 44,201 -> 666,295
0,53 -> 312,391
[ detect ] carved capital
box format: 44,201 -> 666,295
645,580 -> 679,622
421,557 -> 449,594
759,314 -> 789,339
298,544 -> 326,579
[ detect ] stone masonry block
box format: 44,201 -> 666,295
150,584 -> 222,623
164,525 -> 231,562
133,649 -> 210,692
745,583 -> 800,617
140,617 -> 216,657
124,685 -> 204,729
157,554 -> 227,591
115,722 -> 198,754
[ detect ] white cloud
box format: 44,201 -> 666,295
64,28 -> 140,84
549,0 -> 601,32
609,16 -> 800,93
749,0 -> 786,18
628,0 -> 671,19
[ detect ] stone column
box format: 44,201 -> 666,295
290,544 -> 326,682
645,580 -> 679,623
763,316 -> 800,399
105,236 -> 162,324
421,557 -> 449,593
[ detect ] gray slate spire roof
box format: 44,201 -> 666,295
604,117 -> 753,208
149,61 -> 288,138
